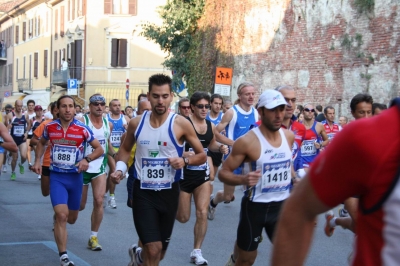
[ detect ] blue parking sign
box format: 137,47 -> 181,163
68,79 -> 77,89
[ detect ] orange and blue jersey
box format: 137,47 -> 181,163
321,120 -> 341,140
42,118 -> 95,173
281,120 -> 306,171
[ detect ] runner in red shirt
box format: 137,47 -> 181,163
321,106 -> 341,141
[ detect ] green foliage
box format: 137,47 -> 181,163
357,52 -> 365,58
341,34 -> 352,50
141,0 -> 206,94
355,33 -> 363,47
330,43 -> 335,51
354,0 -> 374,14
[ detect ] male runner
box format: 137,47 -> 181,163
176,92 -> 228,265
125,106 -> 134,119
338,116 -> 348,128
75,105 -> 84,118
106,99 -> 130,208
324,93 -> 373,235
321,106 -> 342,141
5,100 -> 29,180
315,105 -> 325,122
219,90 -> 294,266
27,105 -> 44,178
111,74 -> 207,266
0,119 -> 18,166
299,103 -> 329,170
222,99 -> 232,113
79,94 -> 115,251
25,100 -> 36,166
178,97 -> 191,118
32,95 -> 103,266
372,102 -> 387,116
209,82 -> 258,219
2,104 -> 13,173
272,97 -> 400,266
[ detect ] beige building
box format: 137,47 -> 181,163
50,0 -> 168,108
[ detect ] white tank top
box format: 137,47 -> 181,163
243,128 -> 292,203
133,111 -> 184,189
83,115 -> 110,173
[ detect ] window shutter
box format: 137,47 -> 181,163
34,52 -> 38,78
44,50 -> 48,77
118,39 -> 127,67
54,51 -> 58,71
75,40 -> 82,79
7,27 -> 11,47
38,16 -> 40,35
55,9 -> 58,39
16,58 -> 18,80
23,56 -> 25,78
129,0 -> 137,15
61,6 -> 65,37
9,64 -> 12,85
104,0 -> 111,14
22,22 -> 26,41
15,25 -> 19,44
72,0 -> 75,20
111,39 -> 118,67
68,0 -> 70,21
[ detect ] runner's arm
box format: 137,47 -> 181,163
179,117 -> 207,167
87,139 -> 104,161
318,123 -> 329,147
214,109 -> 235,146
34,137 -> 47,165
207,123 -> 227,153
118,117 -> 139,165
0,123 -> 18,152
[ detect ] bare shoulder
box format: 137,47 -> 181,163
221,109 -> 234,122
283,128 -> 295,140
173,113 -> 190,127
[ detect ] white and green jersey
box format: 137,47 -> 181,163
83,114 -> 110,173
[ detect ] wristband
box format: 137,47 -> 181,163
115,161 -> 127,175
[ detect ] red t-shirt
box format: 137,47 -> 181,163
309,106 -> 400,266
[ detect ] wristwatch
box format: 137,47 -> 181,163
84,156 -> 92,163
182,157 -> 189,166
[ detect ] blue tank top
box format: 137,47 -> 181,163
226,105 -> 258,141
107,114 -> 126,148
300,121 -> 320,166
206,112 -> 223,125
11,112 -> 27,138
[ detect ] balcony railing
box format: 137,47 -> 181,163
17,78 -> 32,92
52,67 -> 84,88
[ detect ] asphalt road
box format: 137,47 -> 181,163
0,162 -> 353,266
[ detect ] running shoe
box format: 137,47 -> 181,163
87,236 -> 102,251
10,172 -> 16,181
108,196 -> 117,209
339,208 -> 349,218
190,249 -> 208,265
128,244 -> 143,266
207,204 -> 216,220
324,210 -> 335,237
2,165 -> 7,173
60,254 -> 75,266
224,254 -> 235,266
19,163 -> 24,174
38,175 -> 41,180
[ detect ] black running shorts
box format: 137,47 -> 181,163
42,166 -> 50,176
236,197 -> 284,251
180,170 -> 209,194
132,179 -> 180,250
207,150 -> 223,167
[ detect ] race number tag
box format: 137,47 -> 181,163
186,148 -> 208,171
301,140 -> 317,156
53,145 -> 77,169
261,159 -> 291,193
327,133 -> 334,140
110,131 -> 123,146
85,139 -> 106,156
141,157 -> 172,190
13,125 -> 24,136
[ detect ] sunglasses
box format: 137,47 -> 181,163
195,104 -> 211,109
304,108 -> 315,112
5,109 -> 12,113
180,106 -> 190,110
91,102 -> 106,107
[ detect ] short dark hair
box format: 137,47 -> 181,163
125,106 -> 133,112
350,93 -> 373,112
211,94 -> 223,104
27,100 -> 35,105
323,106 -> 335,115
297,105 -> 304,113
372,103 -> 387,114
109,99 -> 119,106
190,92 -> 210,112
76,105 -> 81,109
178,98 -> 189,107
57,95 -> 76,108
315,105 -> 323,112
5,104 -> 12,109
137,93 -> 147,102
148,74 -> 172,92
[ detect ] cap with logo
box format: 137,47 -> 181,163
257,90 -> 288,109
34,105 -> 43,111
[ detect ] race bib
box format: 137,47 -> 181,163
53,145 -> 77,169
301,140 -> 317,156
85,139 -> 106,157
110,131 -> 123,146
186,148 -> 208,171
13,125 -> 24,136
327,133 -> 335,140
141,157 -> 172,190
261,159 -> 291,193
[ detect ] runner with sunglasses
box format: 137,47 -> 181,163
178,98 -> 191,118
298,104 -> 329,173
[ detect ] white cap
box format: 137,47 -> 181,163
257,90 -> 288,109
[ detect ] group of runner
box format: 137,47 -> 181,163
1,73 -> 398,266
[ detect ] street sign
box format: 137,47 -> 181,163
126,89 -> 129,101
215,67 -> 232,85
4,91 -> 10,97
172,80 -> 185,93
126,78 -> 130,89
214,84 -> 231,96
67,79 -> 78,95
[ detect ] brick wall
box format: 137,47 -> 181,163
200,0 -> 400,116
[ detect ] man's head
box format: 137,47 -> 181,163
5,104 -> 12,114
372,103 -> 387,116
303,104 -> 315,121
34,105 -> 43,116
275,85 -> 296,120
125,106 -> 133,117
210,94 -> 223,114
57,95 -> 76,121
109,99 -> 121,115
137,99 -> 151,115
350,93 -> 373,120
315,105 -> 323,114
236,82 -> 256,107
339,116 -> 348,127
75,105 -> 82,113
27,99 -> 35,111
222,99 -> 232,113
324,106 -> 335,123
50,101 -> 59,118
137,93 -> 147,102
257,90 -> 287,132
14,100 -> 23,112
104,106 -> 109,114
147,74 -> 173,115
89,94 -> 106,117
178,98 -> 191,117
148,73 -> 172,93
190,92 -> 210,120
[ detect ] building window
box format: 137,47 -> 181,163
34,52 -> 38,78
104,0 -> 137,15
8,64 -> 12,85
16,58 -> 18,80
44,50 -> 48,77
110,38 -> 127,67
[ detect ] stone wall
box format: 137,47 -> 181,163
199,0 -> 400,116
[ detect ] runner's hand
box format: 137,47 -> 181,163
242,169 -> 261,187
32,162 -> 42,175
111,170 -> 123,184
76,159 -> 89,173
168,157 -> 185,169
219,145 -> 229,155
